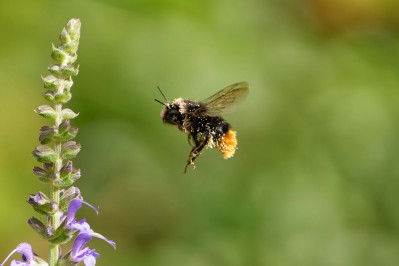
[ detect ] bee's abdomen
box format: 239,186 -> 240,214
218,129 -> 237,159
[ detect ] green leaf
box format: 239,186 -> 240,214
62,141 -> 81,160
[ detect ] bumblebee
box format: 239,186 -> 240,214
155,81 -> 249,173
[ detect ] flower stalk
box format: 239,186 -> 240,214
1,18 -> 115,266
50,88 -> 64,264
45,18 -> 81,265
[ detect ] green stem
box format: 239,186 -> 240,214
49,103 -> 63,265
49,184 -> 59,265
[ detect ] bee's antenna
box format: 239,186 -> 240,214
157,86 -> 169,103
154,99 -> 165,105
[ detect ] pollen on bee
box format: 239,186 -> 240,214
218,129 -> 237,159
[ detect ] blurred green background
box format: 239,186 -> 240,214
1,0 -> 399,265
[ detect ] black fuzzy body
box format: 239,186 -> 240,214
186,112 -> 230,147
162,99 -> 230,145
161,98 -> 231,171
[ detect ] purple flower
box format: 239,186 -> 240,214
0,243 -> 47,266
66,199 -> 116,256
70,232 -> 99,265
65,199 -> 98,231
67,226 -> 115,266
27,192 -> 56,215
72,221 -> 116,249
66,199 -> 115,265
65,199 -> 84,229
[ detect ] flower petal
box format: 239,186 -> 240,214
92,232 -> 116,249
71,233 -> 100,265
16,243 -> 34,262
82,250 -> 99,266
71,233 -> 92,259
81,200 -> 99,215
66,199 -> 82,225
1,243 -> 34,266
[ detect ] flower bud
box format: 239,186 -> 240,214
39,126 -> 55,145
67,52 -> 78,65
27,192 -> 57,215
60,186 -> 81,198
60,186 -> 81,212
33,166 -> 51,183
65,18 -> 81,41
54,122 -> 79,142
39,132 -> 52,145
31,217 -> 74,244
42,75 -> 62,91
33,166 -> 47,178
54,90 -> 72,104
55,161 -> 81,187
43,162 -> 54,171
62,108 -> 79,119
59,28 -> 72,44
60,160 -> 73,178
62,64 -> 79,77
64,126 -> 79,141
35,105 -> 57,120
28,217 -> 47,238
62,141 -> 81,160
63,77 -> 74,90
48,64 -> 61,74
32,146 -> 58,163
43,90 -> 55,102
48,218 -> 75,245
71,168 -> 81,181
58,119 -> 71,134
51,43 -> 68,64
58,127 -> 79,141
62,39 -> 79,54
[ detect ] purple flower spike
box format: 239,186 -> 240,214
0,243 -> 38,266
70,233 -> 99,266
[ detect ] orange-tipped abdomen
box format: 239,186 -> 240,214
218,129 -> 237,159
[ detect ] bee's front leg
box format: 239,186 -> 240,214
184,134 -> 209,173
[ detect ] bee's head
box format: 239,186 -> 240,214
161,103 -> 183,125
155,86 -> 183,126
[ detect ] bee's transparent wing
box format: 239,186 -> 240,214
202,81 -> 249,115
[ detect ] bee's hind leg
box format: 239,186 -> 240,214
187,134 -> 196,148
184,134 -> 209,173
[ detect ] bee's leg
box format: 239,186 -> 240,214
184,134 -> 209,173
187,133 -> 197,148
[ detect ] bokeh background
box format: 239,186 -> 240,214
1,0 -> 399,265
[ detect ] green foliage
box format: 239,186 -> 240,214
1,1 -> 399,266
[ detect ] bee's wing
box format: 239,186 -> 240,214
202,81 -> 249,115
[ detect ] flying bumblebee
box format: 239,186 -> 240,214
155,81 -> 249,173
